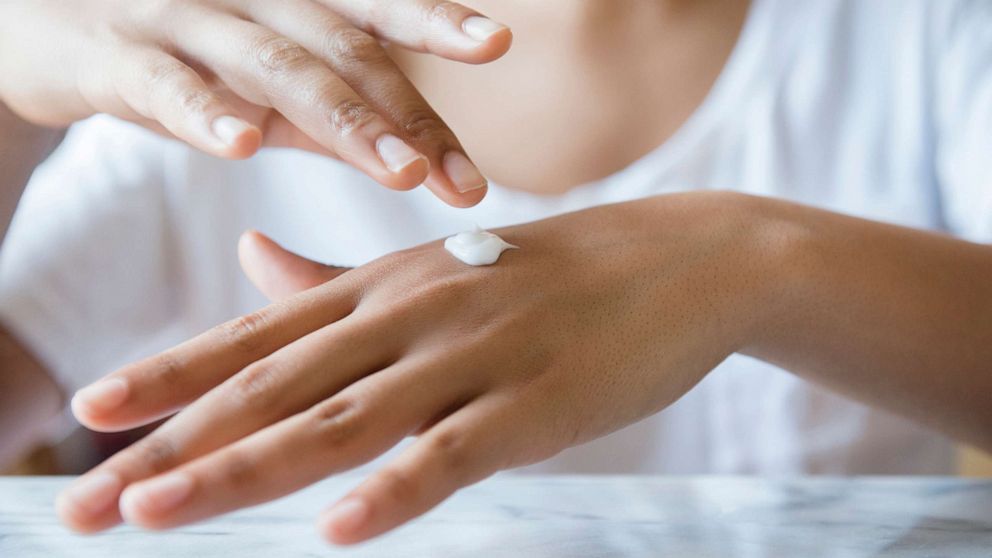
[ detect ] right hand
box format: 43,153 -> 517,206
0,1 -> 511,206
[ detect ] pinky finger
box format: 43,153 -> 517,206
318,395 -> 516,545
114,48 -> 262,159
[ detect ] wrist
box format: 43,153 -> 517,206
729,194 -> 818,358
629,191 -> 803,356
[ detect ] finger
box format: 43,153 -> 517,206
184,90 -> 339,156
247,0 -> 487,206
238,230 -> 349,301
84,58 -> 327,158
318,0 -> 513,64
319,394 -> 515,545
171,11 -> 431,191
57,309 -> 400,534
115,112 -> 334,161
115,352 -> 479,530
255,111 -> 336,155
107,47 -> 262,159
70,272 -> 360,433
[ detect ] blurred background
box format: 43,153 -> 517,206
960,447 -> 992,477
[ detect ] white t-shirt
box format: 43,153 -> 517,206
2,0 -> 990,475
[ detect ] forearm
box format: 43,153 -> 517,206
0,100 -> 63,246
0,322 -> 63,469
744,196 -> 992,451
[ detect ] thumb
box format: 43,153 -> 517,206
238,230 -> 351,301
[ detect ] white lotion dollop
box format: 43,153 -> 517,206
444,226 -> 518,266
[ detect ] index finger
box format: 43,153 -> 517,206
70,272 -> 355,432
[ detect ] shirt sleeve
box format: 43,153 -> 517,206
934,0 -> 992,242
0,116 -> 186,398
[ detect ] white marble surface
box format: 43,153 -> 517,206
1,476 -> 990,557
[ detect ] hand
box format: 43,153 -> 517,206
59,192 -> 783,544
0,1 -> 511,206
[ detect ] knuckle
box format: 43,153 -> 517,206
405,272 -> 477,310
376,467 -> 421,505
325,322 -> 369,354
328,99 -> 378,136
397,108 -> 449,144
144,58 -> 189,90
309,397 -> 364,449
220,450 -> 257,487
172,87 -> 216,116
129,436 -> 177,474
227,361 -> 280,407
251,36 -> 313,76
426,428 -> 470,473
324,28 -> 385,66
148,351 -> 185,386
425,1 -> 465,24
364,263 -> 477,317
219,311 -> 269,354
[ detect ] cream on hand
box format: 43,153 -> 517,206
444,226 -> 518,266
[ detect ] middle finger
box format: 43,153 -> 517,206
246,0 -> 488,206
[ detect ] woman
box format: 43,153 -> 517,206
0,0 -> 989,546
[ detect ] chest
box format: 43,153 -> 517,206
389,0 -> 748,195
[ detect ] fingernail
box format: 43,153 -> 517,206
443,151 -> 487,193
376,134 -> 428,173
211,116 -> 253,147
71,378 -> 129,415
321,498 -> 370,537
59,472 -> 122,517
462,16 -> 508,42
122,473 -> 194,518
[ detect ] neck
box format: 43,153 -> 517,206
461,0 -> 739,54
389,0 -> 751,195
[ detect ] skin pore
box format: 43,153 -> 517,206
391,0 -> 750,194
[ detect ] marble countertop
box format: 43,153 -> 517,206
1,476 -> 990,557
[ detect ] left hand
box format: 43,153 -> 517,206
58,191 -> 783,544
